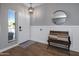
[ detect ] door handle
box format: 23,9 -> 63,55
19,26 -> 22,31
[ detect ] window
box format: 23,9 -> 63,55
8,9 -> 16,42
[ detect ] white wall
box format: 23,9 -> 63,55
31,26 -> 79,52
32,3 -> 79,26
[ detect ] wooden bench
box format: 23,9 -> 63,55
47,31 -> 71,51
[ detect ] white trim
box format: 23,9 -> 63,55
0,43 -> 19,52
31,39 -> 48,44
31,26 -> 79,52
31,26 -> 79,28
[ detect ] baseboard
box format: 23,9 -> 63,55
0,43 -> 19,52
31,40 -> 48,44
31,40 -> 79,52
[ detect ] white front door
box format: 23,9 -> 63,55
18,12 -> 30,44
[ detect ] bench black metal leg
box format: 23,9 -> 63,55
47,42 -> 50,49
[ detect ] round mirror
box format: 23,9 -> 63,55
53,10 -> 67,25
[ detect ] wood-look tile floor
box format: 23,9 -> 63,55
3,41 -> 79,56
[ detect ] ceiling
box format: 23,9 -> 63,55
24,3 -> 44,8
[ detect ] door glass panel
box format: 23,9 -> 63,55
8,9 -> 16,42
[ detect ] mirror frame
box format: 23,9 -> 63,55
53,10 -> 67,25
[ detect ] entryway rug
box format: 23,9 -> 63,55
19,40 -> 36,48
